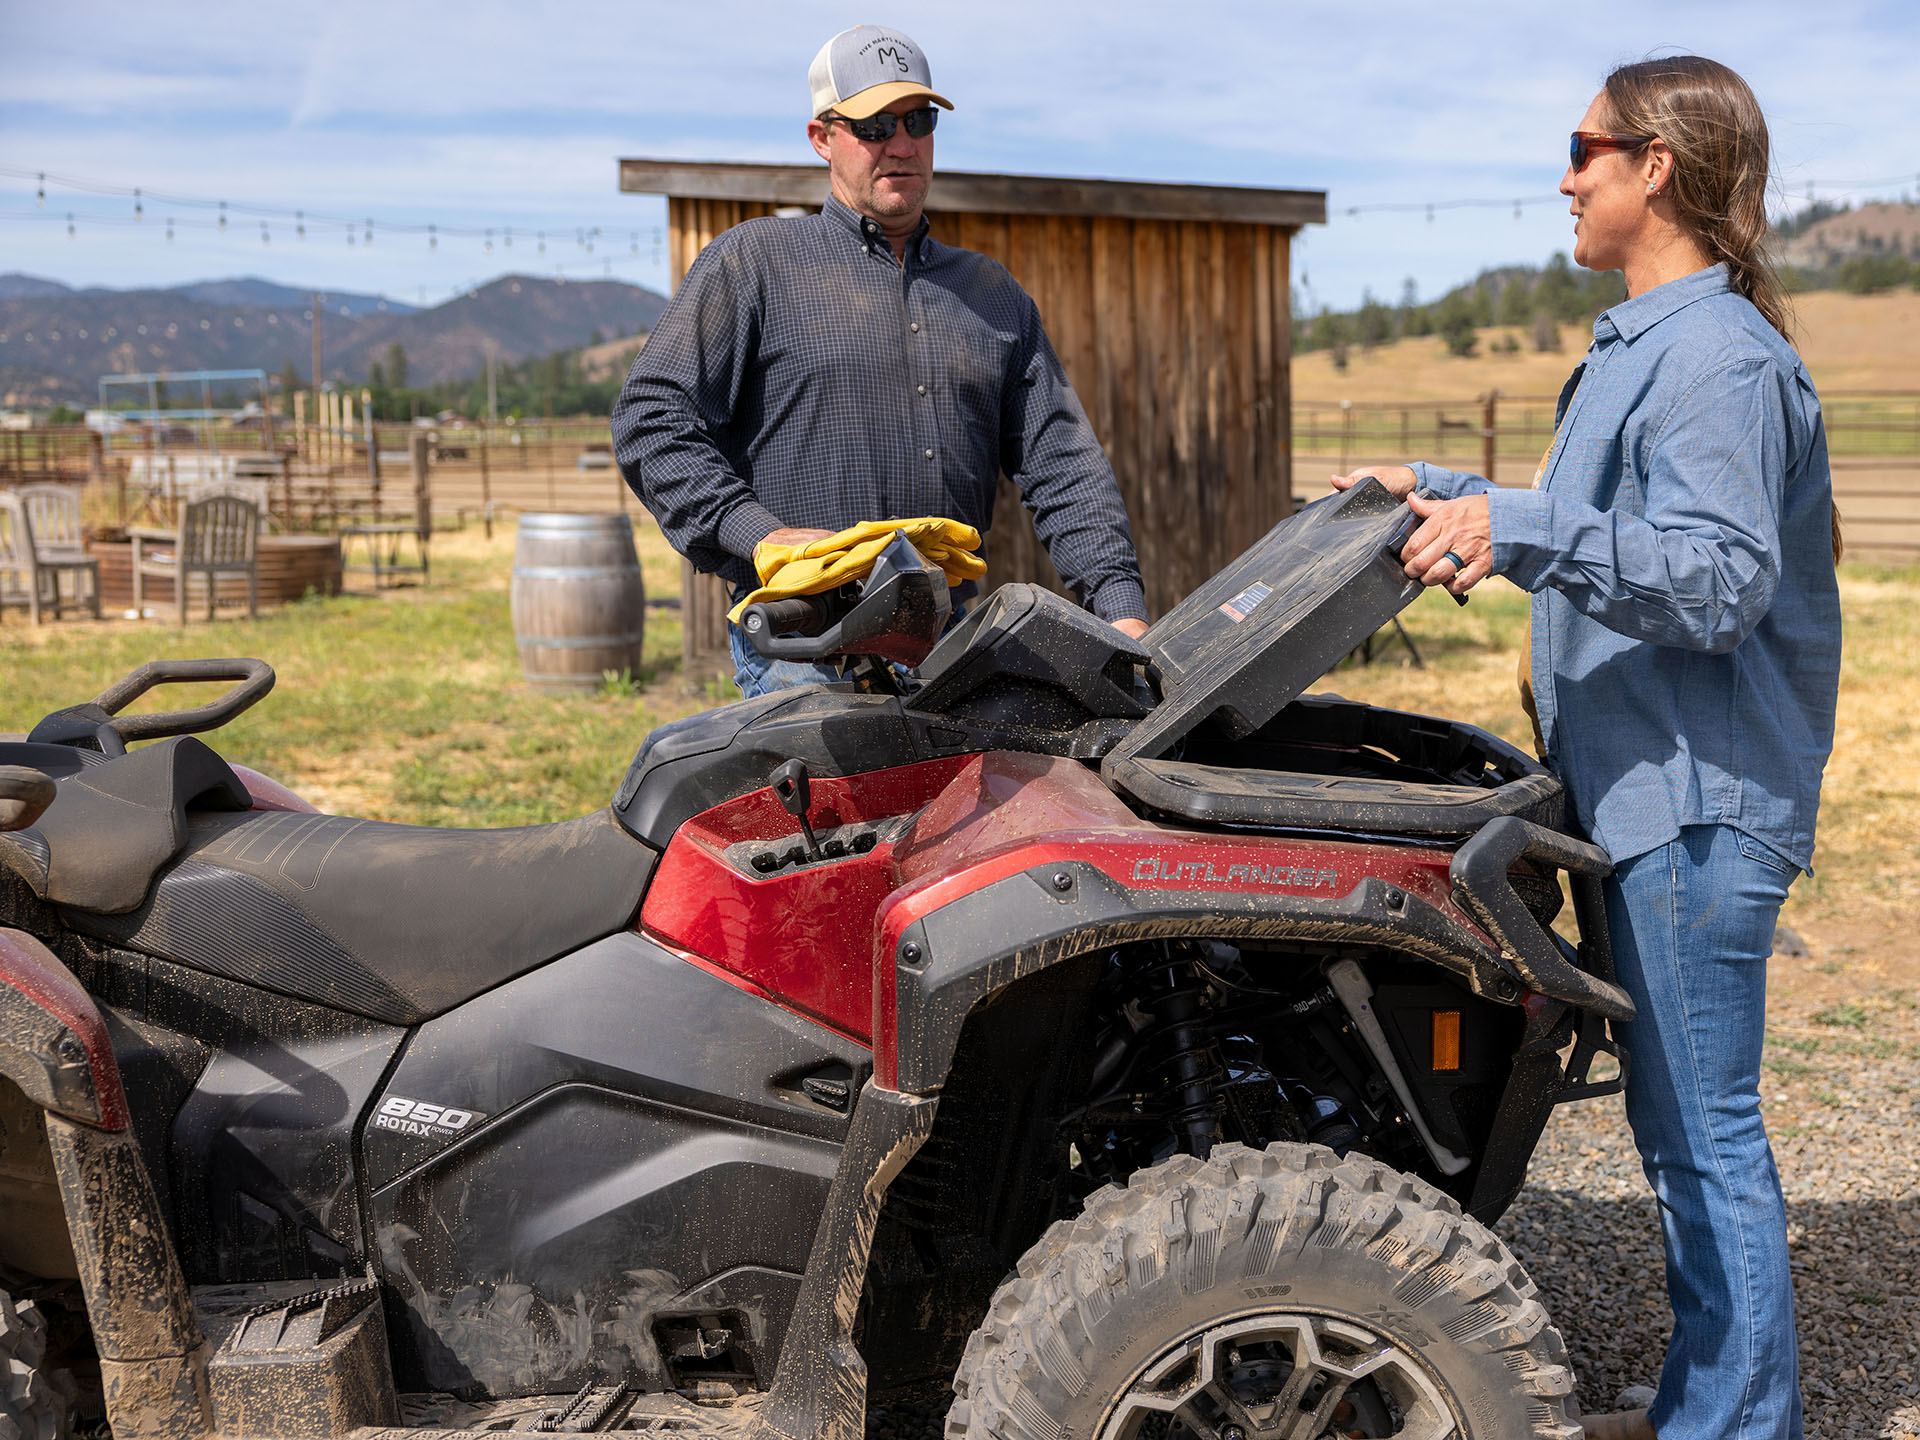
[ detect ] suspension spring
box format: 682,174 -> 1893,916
1145,956 -> 1223,1156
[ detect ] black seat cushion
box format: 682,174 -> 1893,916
66,807 -> 656,1024
0,737 -> 250,915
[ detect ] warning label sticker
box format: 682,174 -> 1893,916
1218,580 -> 1274,623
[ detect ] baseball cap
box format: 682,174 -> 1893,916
808,25 -> 954,120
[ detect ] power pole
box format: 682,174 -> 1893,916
311,292 -> 325,388
486,340 -> 498,425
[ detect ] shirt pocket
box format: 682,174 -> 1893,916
940,309 -> 1019,421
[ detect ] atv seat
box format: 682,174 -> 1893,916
64,804 -> 657,1025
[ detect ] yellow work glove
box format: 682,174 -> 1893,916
726,517 -> 988,624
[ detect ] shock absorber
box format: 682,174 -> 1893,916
1145,953 -> 1223,1156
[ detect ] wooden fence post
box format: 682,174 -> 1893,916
480,422 -> 494,540
1482,390 -> 1499,485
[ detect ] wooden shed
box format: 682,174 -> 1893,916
616,159 -> 1326,666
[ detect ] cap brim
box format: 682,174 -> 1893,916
831,81 -> 954,119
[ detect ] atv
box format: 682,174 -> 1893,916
0,480 -> 1630,1440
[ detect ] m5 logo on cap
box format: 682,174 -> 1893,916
876,45 -> 910,73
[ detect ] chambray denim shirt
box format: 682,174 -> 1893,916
1412,264 -> 1841,869
613,194 -> 1146,621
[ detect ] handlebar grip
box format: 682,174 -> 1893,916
741,597 -> 830,640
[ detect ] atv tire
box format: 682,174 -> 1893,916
948,1143 -> 1578,1440
0,1289 -> 67,1440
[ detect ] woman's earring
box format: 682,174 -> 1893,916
1647,183 -> 1657,194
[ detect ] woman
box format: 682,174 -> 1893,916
1335,57 -> 1841,1440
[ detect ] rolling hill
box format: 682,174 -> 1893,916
0,273 -> 668,406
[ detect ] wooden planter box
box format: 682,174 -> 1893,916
90,535 -> 344,614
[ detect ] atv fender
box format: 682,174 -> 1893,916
0,928 -> 214,1440
0,927 -> 129,1130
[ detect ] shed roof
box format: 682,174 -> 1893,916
619,159 -> 1326,228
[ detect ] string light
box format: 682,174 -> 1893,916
260,220 -> 271,244
485,227 -> 493,254
296,209 -> 305,239
66,211 -> 75,238
428,222 -> 437,250
35,172 -> 44,207
134,187 -> 143,221
217,200 -> 227,230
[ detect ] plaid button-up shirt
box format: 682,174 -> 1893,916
612,193 -> 1146,621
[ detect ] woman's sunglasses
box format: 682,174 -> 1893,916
1569,131 -> 1654,172
826,107 -> 939,143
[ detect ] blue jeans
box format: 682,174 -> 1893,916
726,621 -> 843,697
1606,824 -> 1803,1440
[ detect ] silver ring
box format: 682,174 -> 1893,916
1442,550 -> 1467,572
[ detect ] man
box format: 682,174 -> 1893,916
613,24 -> 1149,695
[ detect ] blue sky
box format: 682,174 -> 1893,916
2,0 -> 1915,311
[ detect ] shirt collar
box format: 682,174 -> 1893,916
821,192 -> 933,262
1594,261 -> 1731,344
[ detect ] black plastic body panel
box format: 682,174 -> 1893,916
366,931 -> 867,1399
614,690 -> 933,848
1118,694 -> 1564,837
912,583 -> 1150,726
1130,480 -> 1421,753
83,948 -> 403,1284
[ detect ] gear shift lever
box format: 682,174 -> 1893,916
769,759 -> 823,861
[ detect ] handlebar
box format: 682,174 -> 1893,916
740,596 -> 832,644
27,658 -> 276,754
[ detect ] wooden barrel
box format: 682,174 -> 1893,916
510,513 -> 646,689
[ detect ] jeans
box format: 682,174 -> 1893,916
1606,824 -> 1803,1440
726,621 -> 843,697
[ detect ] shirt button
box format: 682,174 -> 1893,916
909,321 -> 920,333
916,384 -> 927,396
923,448 -> 934,460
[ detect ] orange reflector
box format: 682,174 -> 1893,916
1431,1010 -> 1462,1072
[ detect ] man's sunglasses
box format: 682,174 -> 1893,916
1569,131 -> 1654,172
825,107 -> 939,142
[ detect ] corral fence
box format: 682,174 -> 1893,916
1292,389 -> 1920,559
0,421 -> 634,535
6,390 -> 1917,560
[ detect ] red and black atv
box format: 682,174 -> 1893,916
0,481 -> 1629,1440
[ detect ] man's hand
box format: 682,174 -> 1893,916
1401,491 -> 1492,596
1331,465 -> 1417,500
1111,617 -> 1150,641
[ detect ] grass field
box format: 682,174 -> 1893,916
3,517 -> 1912,955
1294,289 -> 1920,406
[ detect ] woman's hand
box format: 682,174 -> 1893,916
1401,491 -> 1492,596
1331,465 -> 1418,500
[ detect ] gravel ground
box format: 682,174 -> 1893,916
1506,937 -> 1920,1439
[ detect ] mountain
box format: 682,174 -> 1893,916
0,273 -> 668,405
0,274 -> 76,301
169,278 -> 414,316
1778,201 -> 1920,270
0,273 -> 412,315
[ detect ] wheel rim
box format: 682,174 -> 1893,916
1096,1311 -> 1463,1440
